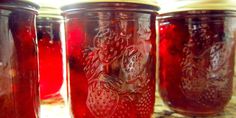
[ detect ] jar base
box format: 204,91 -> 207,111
41,93 -> 64,104
168,106 -> 223,117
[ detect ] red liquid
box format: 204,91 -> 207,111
158,11 -> 235,116
0,8 -> 39,118
65,10 -> 157,118
37,19 -> 63,99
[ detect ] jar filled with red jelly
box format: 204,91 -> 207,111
37,6 -> 65,101
158,0 -> 236,116
0,0 -> 39,118
62,0 -> 159,117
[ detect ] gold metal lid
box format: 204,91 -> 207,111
61,0 -> 159,8
38,6 -> 62,19
159,0 -> 236,14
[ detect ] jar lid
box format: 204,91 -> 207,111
61,0 -> 159,8
0,0 -> 39,12
20,0 -> 39,6
159,0 -> 236,14
38,5 -> 62,19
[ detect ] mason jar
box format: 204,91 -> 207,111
61,0 -> 159,117
158,0 -> 236,116
0,0 -> 39,118
37,5 -> 65,101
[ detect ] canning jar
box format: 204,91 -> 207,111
37,6 -> 65,101
62,1 -> 159,118
158,0 -> 236,116
0,1 -> 39,118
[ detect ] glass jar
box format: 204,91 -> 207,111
37,6 -> 65,101
158,0 -> 236,116
0,1 -> 39,118
62,1 -> 159,118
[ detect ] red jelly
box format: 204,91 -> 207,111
62,1 -> 159,118
37,7 -> 64,100
0,1 -> 39,118
158,1 -> 236,116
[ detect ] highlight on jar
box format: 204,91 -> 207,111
157,0 -> 236,117
36,4 -> 67,103
61,0 -> 159,117
0,1 -> 40,118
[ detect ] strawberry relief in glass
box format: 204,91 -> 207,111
158,0 -> 236,116
62,1 -> 159,118
0,1 -> 39,118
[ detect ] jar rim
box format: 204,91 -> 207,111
157,10 -> 236,20
0,1 -> 39,13
159,0 -> 236,14
61,0 -> 159,8
61,2 -> 159,15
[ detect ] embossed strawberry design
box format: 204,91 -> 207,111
82,49 -> 104,81
181,25 -> 234,104
198,86 -> 222,106
86,75 -> 119,118
122,46 -> 144,81
120,41 -> 150,93
94,28 -> 131,64
136,85 -> 155,118
110,97 -> 135,118
83,18 -> 155,118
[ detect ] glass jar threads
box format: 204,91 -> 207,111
0,1 -> 39,118
158,0 -> 236,116
62,0 -> 159,118
37,5 -> 65,100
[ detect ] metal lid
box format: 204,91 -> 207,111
21,0 -> 39,6
61,0 -> 159,9
159,0 -> 236,14
38,5 -> 62,19
0,0 -> 39,12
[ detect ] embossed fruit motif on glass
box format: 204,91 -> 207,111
63,2 -> 158,118
37,17 -> 64,100
158,11 -> 236,116
0,1 -> 39,118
